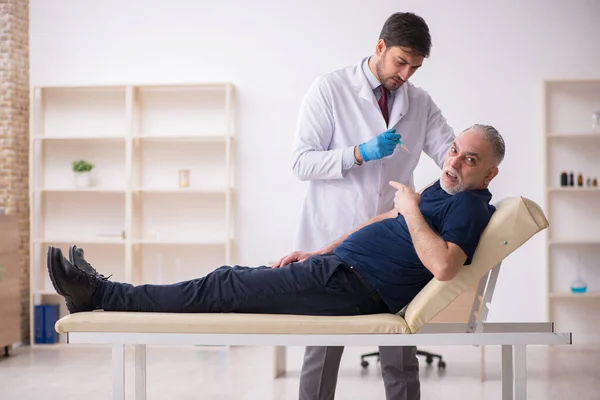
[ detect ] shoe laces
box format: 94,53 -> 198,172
78,256 -> 112,281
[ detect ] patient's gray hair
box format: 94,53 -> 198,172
464,124 -> 505,166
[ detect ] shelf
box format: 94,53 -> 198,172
31,135 -> 231,142
32,135 -> 126,141
36,139 -> 127,189
543,79 -> 600,345
29,82 -> 236,346
34,290 -> 61,296
136,140 -> 229,189
549,239 -> 600,245
36,188 -> 231,194
137,86 -> 228,138
546,133 -> 600,139
33,188 -> 126,193
545,79 -> 600,85
34,239 -> 125,245
549,292 -> 600,299
134,135 -> 228,142
133,240 -> 227,246
36,83 -> 231,90
548,187 -> 600,193
133,188 -> 230,194
136,83 -> 231,91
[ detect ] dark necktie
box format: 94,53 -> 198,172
378,85 -> 389,125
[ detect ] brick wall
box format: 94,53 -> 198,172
0,0 -> 30,343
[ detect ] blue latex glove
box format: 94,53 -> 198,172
358,128 -> 402,162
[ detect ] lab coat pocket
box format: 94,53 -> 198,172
315,182 -> 358,239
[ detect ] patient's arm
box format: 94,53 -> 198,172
402,210 -> 467,281
320,179 -> 436,254
274,181 -> 438,268
390,180 -> 467,281
271,208 -> 397,268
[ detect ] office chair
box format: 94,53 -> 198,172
360,348 -> 446,369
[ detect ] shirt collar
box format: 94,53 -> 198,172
361,56 -> 383,91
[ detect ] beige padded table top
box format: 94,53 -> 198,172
54,197 -> 548,339
55,311 -> 412,335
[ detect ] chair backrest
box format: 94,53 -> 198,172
402,196 -> 549,334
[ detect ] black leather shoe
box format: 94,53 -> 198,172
68,245 -> 112,280
47,246 -> 101,314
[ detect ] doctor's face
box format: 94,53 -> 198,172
440,130 -> 499,195
375,43 -> 424,91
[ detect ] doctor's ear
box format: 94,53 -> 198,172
375,39 -> 387,56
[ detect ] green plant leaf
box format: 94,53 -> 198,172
72,160 -> 94,172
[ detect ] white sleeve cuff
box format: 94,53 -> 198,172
342,146 -> 360,171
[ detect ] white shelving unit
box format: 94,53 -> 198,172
543,79 -> 600,344
29,83 -> 236,345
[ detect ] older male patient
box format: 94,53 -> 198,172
47,125 -> 504,326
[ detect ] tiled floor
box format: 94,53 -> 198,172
0,343 -> 598,399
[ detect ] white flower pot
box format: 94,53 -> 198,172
74,171 -> 92,188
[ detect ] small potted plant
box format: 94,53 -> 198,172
72,160 -> 94,188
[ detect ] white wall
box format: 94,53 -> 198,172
30,0 -> 600,323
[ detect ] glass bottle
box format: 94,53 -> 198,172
570,254 -> 587,294
178,169 -> 190,188
577,173 -> 583,187
560,171 -> 568,186
593,110 -> 600,133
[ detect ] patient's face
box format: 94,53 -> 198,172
440,130 -> 498,195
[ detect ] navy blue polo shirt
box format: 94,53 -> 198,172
334,180 -> 495,314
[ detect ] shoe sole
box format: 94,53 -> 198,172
68,245 -> 76,267
47,246 -> 92,314
46,247 -> 70,301
69,245 -> 88,273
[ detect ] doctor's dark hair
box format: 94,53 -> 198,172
379,12 -> 432,57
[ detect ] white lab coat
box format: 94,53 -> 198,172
292,58 -> 455,251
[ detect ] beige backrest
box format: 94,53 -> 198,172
428,283 -> 479,323
403,197 -> 549,333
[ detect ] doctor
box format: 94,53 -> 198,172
285,12 -> 456,400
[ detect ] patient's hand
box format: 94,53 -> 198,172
271,251 -> 315,268
389,181 -> 421,216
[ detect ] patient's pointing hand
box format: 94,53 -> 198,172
271,251 -> 315,268
389,181 -> 420,216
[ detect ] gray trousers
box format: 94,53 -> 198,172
299,345 -> 420,400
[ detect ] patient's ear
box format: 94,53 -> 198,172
484,167 -> 499,185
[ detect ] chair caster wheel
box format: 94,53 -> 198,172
426,356 -> 433,365
438,361 -> 446,369
361,360 -> 369,368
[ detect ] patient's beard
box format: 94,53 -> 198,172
440,178 -> 464,195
